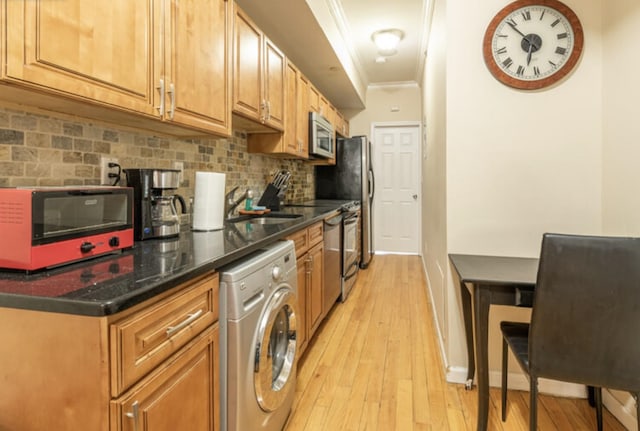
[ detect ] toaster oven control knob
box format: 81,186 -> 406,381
109,236 -> 120,247
80,242 -> 96,253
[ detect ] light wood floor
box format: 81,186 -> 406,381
284,254 -> 627,431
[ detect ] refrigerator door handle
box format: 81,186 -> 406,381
368,169 -> 375,201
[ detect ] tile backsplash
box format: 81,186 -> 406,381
0,103 -> 315,205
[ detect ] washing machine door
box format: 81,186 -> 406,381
254,286 -> 298,412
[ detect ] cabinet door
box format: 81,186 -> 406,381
307,242 -> 324,337
165,0 -> 231,136
111,325 -> 219,431
308,85 -> 320,113
5,0 -> 156,116
263,38 -> 285,131
283,61 -> 299,155
296,74 -> 310,157
232,7 -> 262,122
296,259 -> 308,356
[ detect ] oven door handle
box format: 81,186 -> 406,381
344,261 -> 359,280
324,215 -> 343,227
343,216 -> 358,226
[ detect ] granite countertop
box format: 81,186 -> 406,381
0,205 -> 343,317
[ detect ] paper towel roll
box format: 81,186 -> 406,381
192,171 -> 226,231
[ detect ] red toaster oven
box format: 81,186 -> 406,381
0,187 -> 134,271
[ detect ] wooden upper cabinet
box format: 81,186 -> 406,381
4,0 -> 231,137
263,38 -> 285,130
233,6 -> 285,132
296,73 -> 310,156
165,0 -> 232,136
232,6 -> 263,121
246,60 -> 305,158
284,61 -> 300,155
5,0 -> 155,115
308,85 -> 320,113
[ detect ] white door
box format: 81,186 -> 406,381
372,123 -> 421,254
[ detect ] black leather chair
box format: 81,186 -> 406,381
500,233 -> 640,430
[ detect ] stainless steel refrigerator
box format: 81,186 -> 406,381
315,135 -> 374,268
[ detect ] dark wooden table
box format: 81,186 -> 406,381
449,254 -> 538,431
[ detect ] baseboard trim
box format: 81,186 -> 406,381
603,390 -> 637,431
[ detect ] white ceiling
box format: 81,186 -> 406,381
234,0 -> 431,114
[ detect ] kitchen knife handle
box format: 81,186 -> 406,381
156,79 -> 165,116
166,309 -> 203,336
125,401 -> 140,431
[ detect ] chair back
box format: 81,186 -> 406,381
529,233 -> 640,392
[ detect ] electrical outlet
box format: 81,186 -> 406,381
172,161 -> 184,184
100,157 -> 119,185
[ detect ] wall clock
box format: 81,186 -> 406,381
483,0 -> 584,90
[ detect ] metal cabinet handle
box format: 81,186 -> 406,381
412,194 -> 418,200
260,100 -> 267,122
166,309 -> 204,336
168,83 -> 176,120
156,79 -> 165,116
125,401 -> 140,431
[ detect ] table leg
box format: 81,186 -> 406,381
460,281 -> 475,389
473,284 -> 491,431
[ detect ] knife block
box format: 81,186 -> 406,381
257,184 -> 281,211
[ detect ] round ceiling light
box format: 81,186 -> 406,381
371,29 -> 404,56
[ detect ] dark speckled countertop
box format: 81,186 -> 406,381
0,205 -> 343,316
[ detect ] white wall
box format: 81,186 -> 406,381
425,0 -> 604,382
602,0 -> 640,427
349,84 -> 422,137
422,0 -> 449,364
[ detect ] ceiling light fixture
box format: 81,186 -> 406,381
371,29 -> 404,56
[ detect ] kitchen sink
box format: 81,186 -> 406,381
227,213 -> 302,225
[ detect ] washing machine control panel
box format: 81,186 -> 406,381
272,265 -> 282,281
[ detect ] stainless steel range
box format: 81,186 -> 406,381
340,201 -> 361,301
292,200 -> 361,302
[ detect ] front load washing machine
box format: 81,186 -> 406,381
220,240 -> 298,431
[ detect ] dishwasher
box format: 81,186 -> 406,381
322,212 -> 342,317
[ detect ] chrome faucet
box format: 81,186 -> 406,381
225,186 -> 249,219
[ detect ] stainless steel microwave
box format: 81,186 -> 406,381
309,112 -> 334,159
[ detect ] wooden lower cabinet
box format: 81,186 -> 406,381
306,241 -> 324,336
287,222 -> 324,358
110,325 -> 219,431
296,261 -> 308,354
0,272 -> 219,431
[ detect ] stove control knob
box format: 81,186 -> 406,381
109,236 -> 120,247
272,265 -> 282,281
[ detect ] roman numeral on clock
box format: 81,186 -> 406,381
496,47 -> 507,55
502,57 -> 514,68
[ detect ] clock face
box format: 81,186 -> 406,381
483,0 -> 584,90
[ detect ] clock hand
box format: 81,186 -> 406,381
527,42 -> 533,66
506,21 -> 527,39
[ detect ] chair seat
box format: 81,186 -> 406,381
500,321 -> 530,372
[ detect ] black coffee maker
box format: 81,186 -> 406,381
124,168 -> 187,240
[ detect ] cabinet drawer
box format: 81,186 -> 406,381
287,229 -> 309,258
111,273 -> 219,395
308,221 -> 324,247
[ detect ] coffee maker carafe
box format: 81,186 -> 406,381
124,168 -> 187,240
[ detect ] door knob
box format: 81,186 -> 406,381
412,194 -> 418,200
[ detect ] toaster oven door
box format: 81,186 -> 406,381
32,188 -> 133,245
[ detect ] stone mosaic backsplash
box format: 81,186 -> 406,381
0,103 -> 315,207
